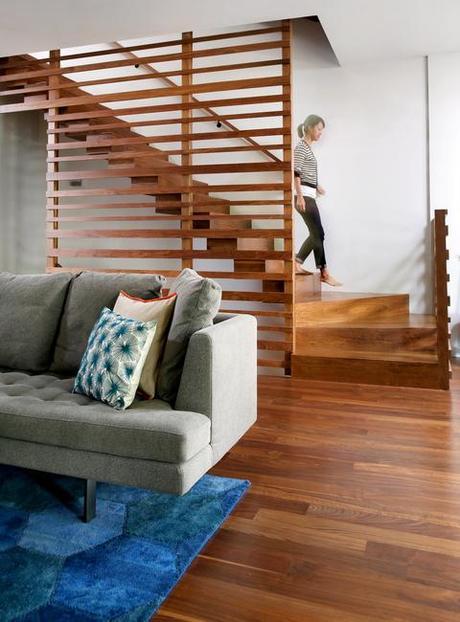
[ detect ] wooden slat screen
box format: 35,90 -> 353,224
0,21 -> 294,372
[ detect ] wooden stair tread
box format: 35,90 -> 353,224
293,345 -> 438,364
295,291 -> 407,303
296,314 -> 437,329
295,291 -> 410,326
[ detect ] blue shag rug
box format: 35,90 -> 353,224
0,465 -> 249,621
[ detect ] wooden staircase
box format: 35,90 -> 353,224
292,282 -> 444,388
292,209 -> 451,393
1,38 -> 450,385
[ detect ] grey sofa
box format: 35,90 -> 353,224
0,272 -> 257,520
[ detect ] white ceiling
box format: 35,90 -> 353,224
1,0 -> 460,64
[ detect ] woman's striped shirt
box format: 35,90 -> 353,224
293,140 -> 317,188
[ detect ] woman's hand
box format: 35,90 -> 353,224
317,185 -> 326,196
296,195 -> 306,212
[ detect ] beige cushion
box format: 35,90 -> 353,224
113,290 -> 177,398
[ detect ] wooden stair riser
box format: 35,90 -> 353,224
207,238 -> 238,252
263,280 -> 285,293
151,193 -> 182,215
291,355 -> 443,389
105,158 -> 136,167
296,294 -> 410,326
237,238 -> 274,252
131,175 -> 159,186
24,93 -> 47,104
295,273 -> 321,296
86,133 -> 114,154
266,260 -> 286,274
210,218 -> 252,230
234,260 -> 266,273
295,325 -> 438,355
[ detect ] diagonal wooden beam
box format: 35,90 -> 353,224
109,41 -> 281,164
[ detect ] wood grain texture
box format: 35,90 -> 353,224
295,292 -> 410,325
292,217 -> 450,390
296,317 -> 438,354
0,41 -> 288,85
155,365 -> 460,621
46,94 -> 288,124
1,25 -> 283,68
433,210 -> 450,389
292,353 -> 443,389
0,75 -> 289,113
2,22 -> 293,373
46,110 -> 285,133
45,128 -> 288,151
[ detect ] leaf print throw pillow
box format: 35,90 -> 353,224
73,307 -> 157,410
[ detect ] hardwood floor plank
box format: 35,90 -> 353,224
155,365 -> 460,621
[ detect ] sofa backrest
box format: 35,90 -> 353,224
0,272 -> 73,373
51,271 -> 165,376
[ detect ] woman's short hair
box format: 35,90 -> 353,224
297,114 -> 325,138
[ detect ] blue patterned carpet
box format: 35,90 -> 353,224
0,465 -> 249,621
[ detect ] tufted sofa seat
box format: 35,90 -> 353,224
0,271 -> 257,514
0,372 -> 210,463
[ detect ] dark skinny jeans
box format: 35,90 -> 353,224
295,197 -> 326,269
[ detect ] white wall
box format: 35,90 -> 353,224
428,52 -> 460,355
0,111 -> 47,273
293,20 -> 431,313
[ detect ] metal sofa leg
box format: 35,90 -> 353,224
83,479 -> 96,522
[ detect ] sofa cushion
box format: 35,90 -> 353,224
51,272 -> 165,376
73,307 -> 158,410
0,371 -> 210,463
0,272 -> 73,373
157,269 -> 222,404
113,290 -> 177,399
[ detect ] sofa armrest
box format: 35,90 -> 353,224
175,314 -> 257,463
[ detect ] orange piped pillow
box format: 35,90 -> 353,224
113,290 -> 177,399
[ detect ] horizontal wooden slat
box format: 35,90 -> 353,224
6,61 -> 286,98
0,83 -> 49,97
46,200 -> 287,210
47,127 -> 288,151
47,94 -> 288,123
0,26 -> 283,67
47,266 -> 291,282
48,249 -> 290,260
223,291 -> 290,303
2,76 -> 287,114
46,182 -> 288,198
46,214 -> 287,222
224,309 -> 290,318
47,110 -> 286,135
46,228 -> 288,239
0,41 -> 288,85
47,144 -> 285,162
47,162 -> 289,181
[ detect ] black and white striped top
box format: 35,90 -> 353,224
293,140 -> 317,188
